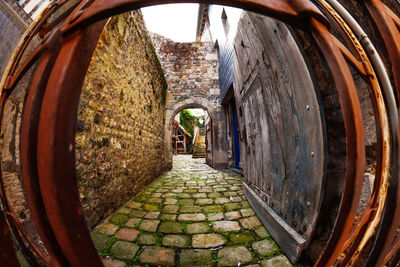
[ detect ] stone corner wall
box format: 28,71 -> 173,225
76,10 -> 170,228
150,33 -> 228,168
150,33 -> 220,109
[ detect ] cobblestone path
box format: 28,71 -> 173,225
92,155 -> 291,267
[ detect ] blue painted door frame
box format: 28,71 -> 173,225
230,98 -> 240,169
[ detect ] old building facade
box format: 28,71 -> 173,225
150,33 -> 229,168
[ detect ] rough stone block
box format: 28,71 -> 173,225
203,205 -> 224,213
240,216 -> 262,228
139,219 -> 160,232
147,197 -> 163,204
125,218 -> 141,228
164,198 -> 178,205
126,201 -> 142,209
115,228 -> 139,241
162,234 -> 190,248
96,224 -> 119,235
207,212 -> 225,221
131,210 -> 146,218
179,249 -> 213,267
102,258 -> 127,267
193,193 -> 207,198
159,221 -> 184,234
178,199 -> 195,205
144,211 -> 160,219
180,205 -> 202,213
240,209 -> 255,217
139,246 -> 175,266
208,192 -> 222,198
255,227 -> 269,239
229,231 -> 255,244
217,246 -> 253,266
109,214 -> 130,225
224,211 -> 241,220
224,203 -> 241,211
185,222 -> 210,234
163,205 -> 179,213
192,234 -> 226,248
196,198 -> 213,205
178,213 -> 206,222
116,207 -> 131,215
260,255 -> 292,267
160,214 -> 177,221
110,241 -> 139,260
213,221 -> 241,232
91,232 -> 112,251
252,239 -> 277,256
137,232 -> 159,245
215,198 -> 230,204
143,204 -> 160,211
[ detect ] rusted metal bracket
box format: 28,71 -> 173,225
310,17 -> 366,267
364,1 -> 400,266
311,1 -> 393,266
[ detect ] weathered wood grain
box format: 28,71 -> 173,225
233,12 -> 326,262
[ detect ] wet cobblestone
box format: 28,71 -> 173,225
92,155 -> 291,266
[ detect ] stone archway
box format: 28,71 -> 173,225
164,97 -> 227,168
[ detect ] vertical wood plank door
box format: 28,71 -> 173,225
233,12 -> 326,263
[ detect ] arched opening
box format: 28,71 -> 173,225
166,101 -> 219,169
170,107 -> 206,156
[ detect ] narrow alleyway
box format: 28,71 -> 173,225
91,155 -> 291,266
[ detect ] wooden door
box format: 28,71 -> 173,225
233,12 -> 326,262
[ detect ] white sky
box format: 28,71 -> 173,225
141,4 -> 199,42
188,108 -> 205,117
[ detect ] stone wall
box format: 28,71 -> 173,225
150,34 -> 228,168
150,33 -> 220,107
76,11 -> 170,229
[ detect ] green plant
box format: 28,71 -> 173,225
179,109 -> 205,137
133,246 -> 145,263
212,253 -> 219,263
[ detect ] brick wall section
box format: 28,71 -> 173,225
150,33 -> 220,108
75,11 -> 170,229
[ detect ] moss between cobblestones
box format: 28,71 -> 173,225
97,236 -> 117,258
109,214 -> 130,226
203,205 -> 224,213
229,231 -> 256,244
116,207 -> 131,214
143,203 -> 160,211
224,203 -> 241,211
133,246 -> 145,264
159,221 -> 184,234
252,247 -> 283,264
133,195 -> 147,202
136,232 -> 159,245
130,210 -> 146,218
91,232 -> 113,252
92,156 -> 289,266
242,201 -> 251,208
